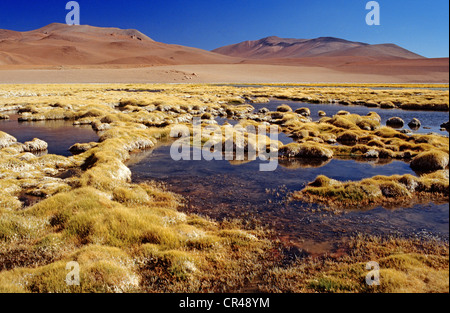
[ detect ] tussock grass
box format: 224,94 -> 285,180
259,235 -> 449,293
0,131 -> 17,149
276,104 -> 293,112
293,170 -> 449,209
0,83 -> 448,293
278,143 -> 333,159
262,86 -> 449,111
410,150 -> 449,172
277,108 -> 448,162
0,183 -> 276,293
326,112 -> 381,131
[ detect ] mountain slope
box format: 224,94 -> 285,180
316,43 -> 424,59
0,23 -> 239,66
213,36 -> 425,60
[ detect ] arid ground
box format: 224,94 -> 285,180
1,24 -> 448,84
0,61 -> 448,84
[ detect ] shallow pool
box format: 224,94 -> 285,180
0,114 -> 98,156
129,145 -> 449,255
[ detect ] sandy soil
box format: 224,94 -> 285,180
0,62 -> 448,84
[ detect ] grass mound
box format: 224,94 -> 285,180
259,235 -> 449,293
278,143 -> 333,159
293,170 -> 449,208
410,150 -> 449,172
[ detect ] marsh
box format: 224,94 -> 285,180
129,145 -> 448,255
0,83 -> 448,293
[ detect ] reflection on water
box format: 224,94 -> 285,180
129,145 -> 449,255
216,99 -> 449,147
2,105 -> 448,255
0,114 -> 98,156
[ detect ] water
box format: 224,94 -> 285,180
0,114 -> 98,156
218,99 -> 449,146
2,107 -> 447,255
255,100 -> 449,135
129,145 -> 449,255
130,98 -> 449,254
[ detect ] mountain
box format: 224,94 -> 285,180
0,25 -> 430,67
212,36 -> 424,60
1,24 -> 447,84
0,23 -> 238,66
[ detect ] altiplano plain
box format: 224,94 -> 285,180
0,83 -> 449,293
0,20 -> 449,294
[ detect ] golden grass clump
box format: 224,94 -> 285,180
0,134 -> 76,211
259,235 -> 449,293
278,143 -> 333,159
276,104 -> 293,112
27,186 -> 183,247
293,170 -> 449,208
225,104 -> 255,116
410,150 -> 449,172
0,131 -> 17,149
264,85 -> 449,112
249,97 -> 270,104
295,107 -> 311,116
0,245 -> 140,293
0,183 -> 276,293
326,112 -> 381,131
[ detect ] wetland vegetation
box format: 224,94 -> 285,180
0,83 -> 448,293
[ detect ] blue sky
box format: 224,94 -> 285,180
0,0 -> 448,58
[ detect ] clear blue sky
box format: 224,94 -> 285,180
0,0 -> 448,58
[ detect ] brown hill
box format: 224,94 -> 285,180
316,43 -> 424,60
0,23 -> 239,66
0,25 -> 447,84
212,36 -> 424,60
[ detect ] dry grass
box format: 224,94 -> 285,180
218,83 -> 449,88
259,235 -> 449,293
293,170 -> 449,209
410,150 -> 449,172
0,83 -> 448,293
263,86 -> 449,111
278,143 -> 333,159
277,108 -> 448,163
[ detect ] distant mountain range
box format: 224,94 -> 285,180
0,23 -> 237,66
0,23 -> 438,67
212,36 -> 424,60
